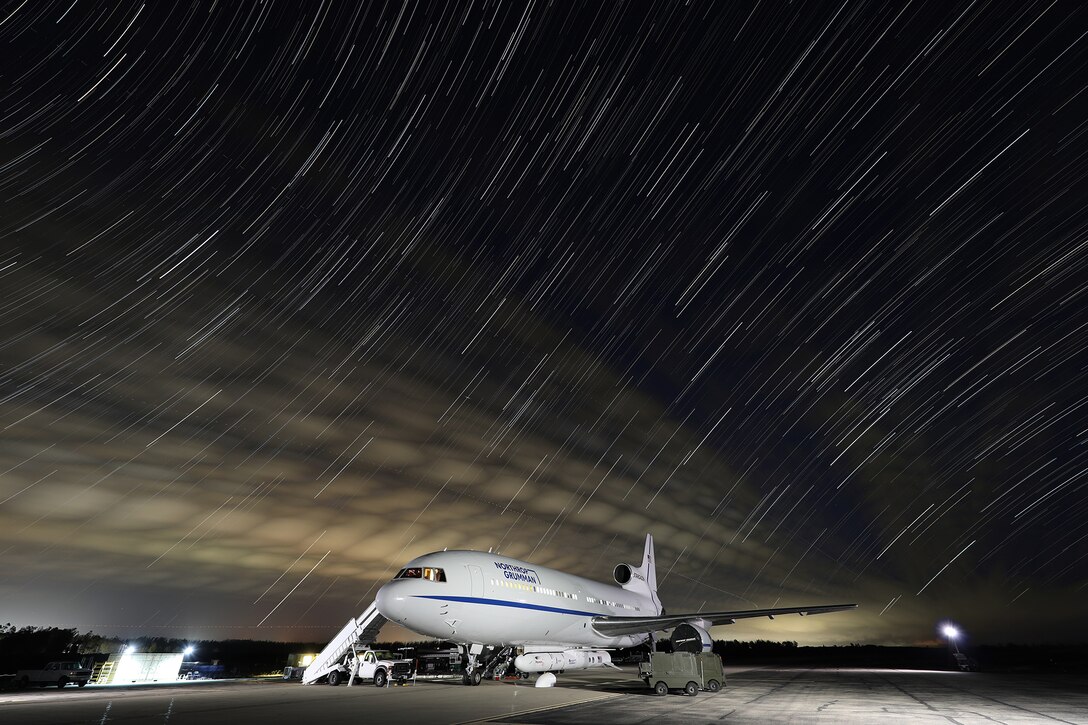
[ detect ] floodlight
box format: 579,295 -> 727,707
183,646 -> 194,656
941,625 -> 959,639
125,644 -> 137,654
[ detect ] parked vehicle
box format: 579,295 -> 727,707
340,649 -> 414,687
16,661 -> 93,689
299,645 -> 414,687
638,651 -> 724,695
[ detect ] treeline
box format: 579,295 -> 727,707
0,624 -> 325,677
634,637 -> 1086,672
715,639 -> 799,656
0,624 -> 97,674
708,639 -> 1088,672
4,624 -> 1085,676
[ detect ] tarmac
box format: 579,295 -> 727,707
1,666 -> 1085,724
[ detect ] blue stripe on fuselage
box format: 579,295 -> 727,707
412,594 -> 601,618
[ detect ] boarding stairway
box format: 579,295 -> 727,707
91,660 -> 116,685
301,602 -> 387,685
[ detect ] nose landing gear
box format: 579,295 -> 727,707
461,644 -> 484,686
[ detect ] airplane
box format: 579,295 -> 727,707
375,534 -> 856,685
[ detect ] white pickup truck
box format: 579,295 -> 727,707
328,648 -> 414,687
17,661 -> 93,688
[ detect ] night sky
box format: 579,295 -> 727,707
2,1 -> 1085,647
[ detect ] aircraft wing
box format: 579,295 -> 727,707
590,603 -> 857,637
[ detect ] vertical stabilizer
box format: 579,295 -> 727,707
619,533 -> 662,614
642,533 -> 658,594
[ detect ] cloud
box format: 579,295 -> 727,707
0,258 -> 850,640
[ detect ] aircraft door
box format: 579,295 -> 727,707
467,565 -> 483,597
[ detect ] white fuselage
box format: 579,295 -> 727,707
375,550 -> 658,649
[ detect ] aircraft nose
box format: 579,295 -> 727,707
375,581 -> 403,621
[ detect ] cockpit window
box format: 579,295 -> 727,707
393,566 -> 445,582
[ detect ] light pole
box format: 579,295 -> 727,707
941,624 -> 960,669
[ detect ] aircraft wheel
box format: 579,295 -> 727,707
470,670 -> 483,686
654,681 -> 668,696
374,669 -> 387,688
684,681 -> 698,696
327,670 -> 342,686
706,679 -> 721,692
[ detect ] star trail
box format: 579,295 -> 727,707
1,1 -> 1085,645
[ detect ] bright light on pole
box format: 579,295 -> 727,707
941,623 -> 962,666
183,646 -> 194,657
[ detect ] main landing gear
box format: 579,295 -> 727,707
460,644 -> 518,685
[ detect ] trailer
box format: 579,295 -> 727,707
638,651 -> 724,695
414,649 -> 463,680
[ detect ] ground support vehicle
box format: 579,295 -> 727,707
303,601 -> 413,686
341,648 -> 414,687
414,649 -> 464,680
302,644 -> 414,687
282,666 -> 306,681
638,651 -> 724,695
16,661 -> 93,689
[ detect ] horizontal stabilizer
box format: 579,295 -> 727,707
591,603 -> 857,637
